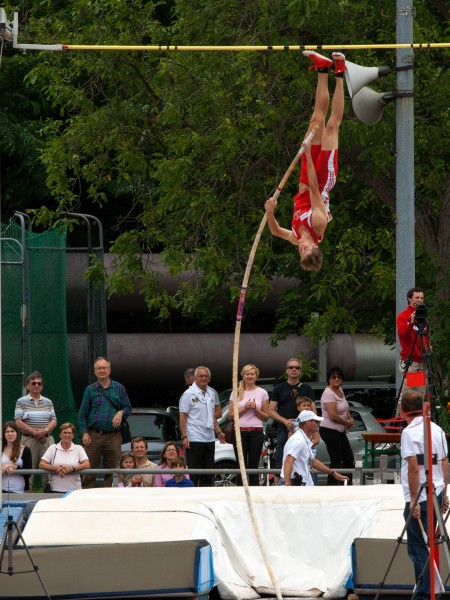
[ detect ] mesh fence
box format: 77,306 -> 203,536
1,222 -> 78,432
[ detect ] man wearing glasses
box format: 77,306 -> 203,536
14,371 -> 57,490
179,366 -> 225,486
78,357 -> 132,488
268,359 -> 315,484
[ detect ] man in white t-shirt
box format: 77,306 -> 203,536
400,390 -> 449,600
281,411 -> 348,486
179,366 -> 226,486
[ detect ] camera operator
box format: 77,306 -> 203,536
395,288 -> 432,416
397,287 -> 430,375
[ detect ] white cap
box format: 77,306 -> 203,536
298,410 -> 323,423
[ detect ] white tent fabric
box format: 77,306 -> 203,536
21,485 -> 406,599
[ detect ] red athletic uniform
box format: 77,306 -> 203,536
291,145 -> 337,243
397,305 -> 429,363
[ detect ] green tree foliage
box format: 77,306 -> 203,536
3,1 -> 449,388
0,49 -> 52,214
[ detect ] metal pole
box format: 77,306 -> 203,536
395,0 -> 415,394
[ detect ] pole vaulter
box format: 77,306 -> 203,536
231,51 -> 344,595
265,51 -> 345,272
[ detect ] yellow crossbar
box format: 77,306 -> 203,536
61,43 -> 450,52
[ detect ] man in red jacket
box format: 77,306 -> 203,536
396,288 -> 430,413
397,287 -> 429,370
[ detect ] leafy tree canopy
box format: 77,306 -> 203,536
2,0 -> 449,388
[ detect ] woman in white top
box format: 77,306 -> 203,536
228,364 -> 269,486
319,366 -> 355,485
2,421 -> 32,493
40,422 -> 90,493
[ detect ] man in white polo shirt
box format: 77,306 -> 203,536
14,370 -> 57,489
281,410 -> 348,486
400,390 -> 448,600
179,366 -> 225,486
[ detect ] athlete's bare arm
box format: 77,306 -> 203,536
264,197 -> 298,245
303,143 -> 328,235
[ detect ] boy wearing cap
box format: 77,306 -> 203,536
290,396 -> 320,484
281,410 -> 348,486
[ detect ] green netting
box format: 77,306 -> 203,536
1,222 -> 78,436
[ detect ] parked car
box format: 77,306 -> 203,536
121,408 -> 182,463
123,409 -> 236,484
215,401 -> 387,485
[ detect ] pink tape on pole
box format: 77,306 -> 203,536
236,288 -> 247,322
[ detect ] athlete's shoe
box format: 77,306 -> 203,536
332,52 -> 346,74
303,50 -> 332,71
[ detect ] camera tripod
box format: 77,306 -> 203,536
0,513 -> 51,599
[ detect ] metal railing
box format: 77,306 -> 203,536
3,461 -> 401,486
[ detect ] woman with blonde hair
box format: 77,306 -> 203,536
228,364 -> 269,486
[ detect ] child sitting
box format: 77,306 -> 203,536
117,452 -> 143,487
165,456 -> 195,488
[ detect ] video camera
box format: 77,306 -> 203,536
415,303 -> 428,324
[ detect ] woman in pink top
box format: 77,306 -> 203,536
319,366 -> 355,485
228,364 -> 270,486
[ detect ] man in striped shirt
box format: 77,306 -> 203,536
14,371 -> 57,490
78,357 -> 132,488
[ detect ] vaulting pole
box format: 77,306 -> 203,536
231,126 -> 317,600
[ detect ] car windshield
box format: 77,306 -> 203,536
349,410 -> 368,432
128,414 -> 178,441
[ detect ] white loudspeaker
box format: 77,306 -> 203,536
351,87 -> 396,125
345,60 -> 392,98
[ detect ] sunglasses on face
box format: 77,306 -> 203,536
330,374 -> 342,380
29,381 -> 43,386
287,365 -> 300,370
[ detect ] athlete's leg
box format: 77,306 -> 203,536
302,51 -> 331,144
300,52 -> 332,190
321,53 -> 345,151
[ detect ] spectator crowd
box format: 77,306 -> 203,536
3,356 -> 360,492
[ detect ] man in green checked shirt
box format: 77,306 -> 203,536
78,357 -> 132,488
